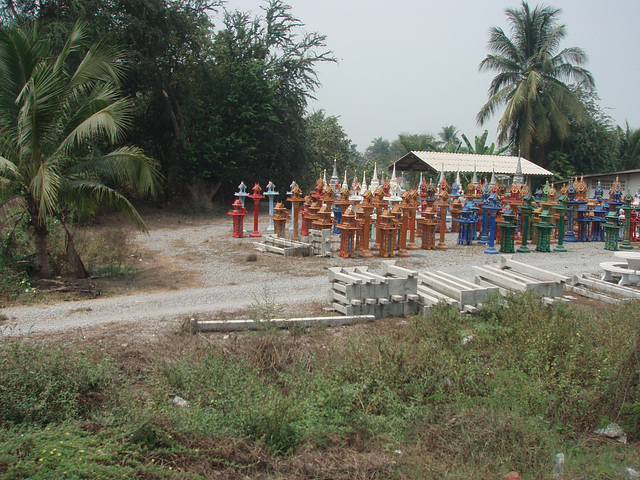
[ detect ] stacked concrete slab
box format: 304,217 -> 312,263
308,229 -> 333,257
473,256 -> 569,298
256,229 -> 332,257
418,270 -> 499,314
328,262 -> 419,318
566,274 -> 640,304
329,261 -> 497,318
256,234 -> 313,257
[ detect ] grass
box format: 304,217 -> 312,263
1,293 -> 640,478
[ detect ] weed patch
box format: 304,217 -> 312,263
2,293 -> 640,478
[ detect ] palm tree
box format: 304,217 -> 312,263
476,2 -> 595,167
391,133 -> 437,157
0,21 -> 161,278
436,125 -> 461,152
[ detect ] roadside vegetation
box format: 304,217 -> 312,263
2,292 -> 640,479
0,211 -> 140,305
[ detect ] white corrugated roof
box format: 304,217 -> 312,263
391,151 -> 553,177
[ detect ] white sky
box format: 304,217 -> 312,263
221,0 -> 640,152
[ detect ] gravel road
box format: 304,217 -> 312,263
0,217 -> 620,336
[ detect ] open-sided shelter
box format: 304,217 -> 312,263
389,151 -> 553,181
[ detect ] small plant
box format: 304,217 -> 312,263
247,284 -> 284,323
246,252 -> 258,262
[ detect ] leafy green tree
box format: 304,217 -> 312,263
184,1 -> 335,197
364,137 -> 391,160
0,21 -> 160,277
303,110 -> 355,187
477,2 -> 594,167
391,134 -> 437,157
0,0 -> 219,199
3,0 -> 337,200
547,86 -> 620,175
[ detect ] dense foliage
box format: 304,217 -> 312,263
0,0 -> 340,202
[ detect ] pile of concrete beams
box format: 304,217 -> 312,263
328,262 -> 419,317
307,229 -> 333,257
329,257 -> 572,318
256,234 -> 313,257
418,270 -> 498,314
257,229 -> 333,257
473,256 -> 569,298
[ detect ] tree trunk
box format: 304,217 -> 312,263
31,215 -> 52,278
58,215 -> 89,279
530,141 -> 547,168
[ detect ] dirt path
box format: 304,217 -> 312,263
0,211 -> 621,336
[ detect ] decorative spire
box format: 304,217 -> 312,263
472,164 -> 478,185
514,155 -> 524,185
370,162 -> 380,191
341,170 -> 348,190
453,171 -> 462,196
390,163 -> 399,196
330,158 -> 339,190
362,170 -> 368,193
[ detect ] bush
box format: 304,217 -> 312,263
0,341 -> 116,426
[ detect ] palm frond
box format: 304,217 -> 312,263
62,180 -> 148,232
58,97 -> 134,151
68,146 -> 162,197
29,159 -> 61,220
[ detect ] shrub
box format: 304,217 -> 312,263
0,341 -> 116,426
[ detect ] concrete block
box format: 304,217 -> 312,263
328,268 -> 363,286
380,301 -> 404,318
473,265 -> 563,297
192,315 -> 376,332
420,271 -> 483,306
381,260 -> 419,279
576,275 -> 640,299
500,256 -> 570,283
473,265 -> 530,292
417,284 -> 460,309
332,302 -> 360,316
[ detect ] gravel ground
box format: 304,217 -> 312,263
0,216 -> 622,336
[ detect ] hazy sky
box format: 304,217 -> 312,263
221,0 -> 640,152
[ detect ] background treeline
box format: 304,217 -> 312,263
1,0 -> 358,206
3,0 -> 638,207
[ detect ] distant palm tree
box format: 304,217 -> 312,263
436,125 -> 461,152
476,2 -> 594,167
391,133 -> 437,156
0,21 -> 161,277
